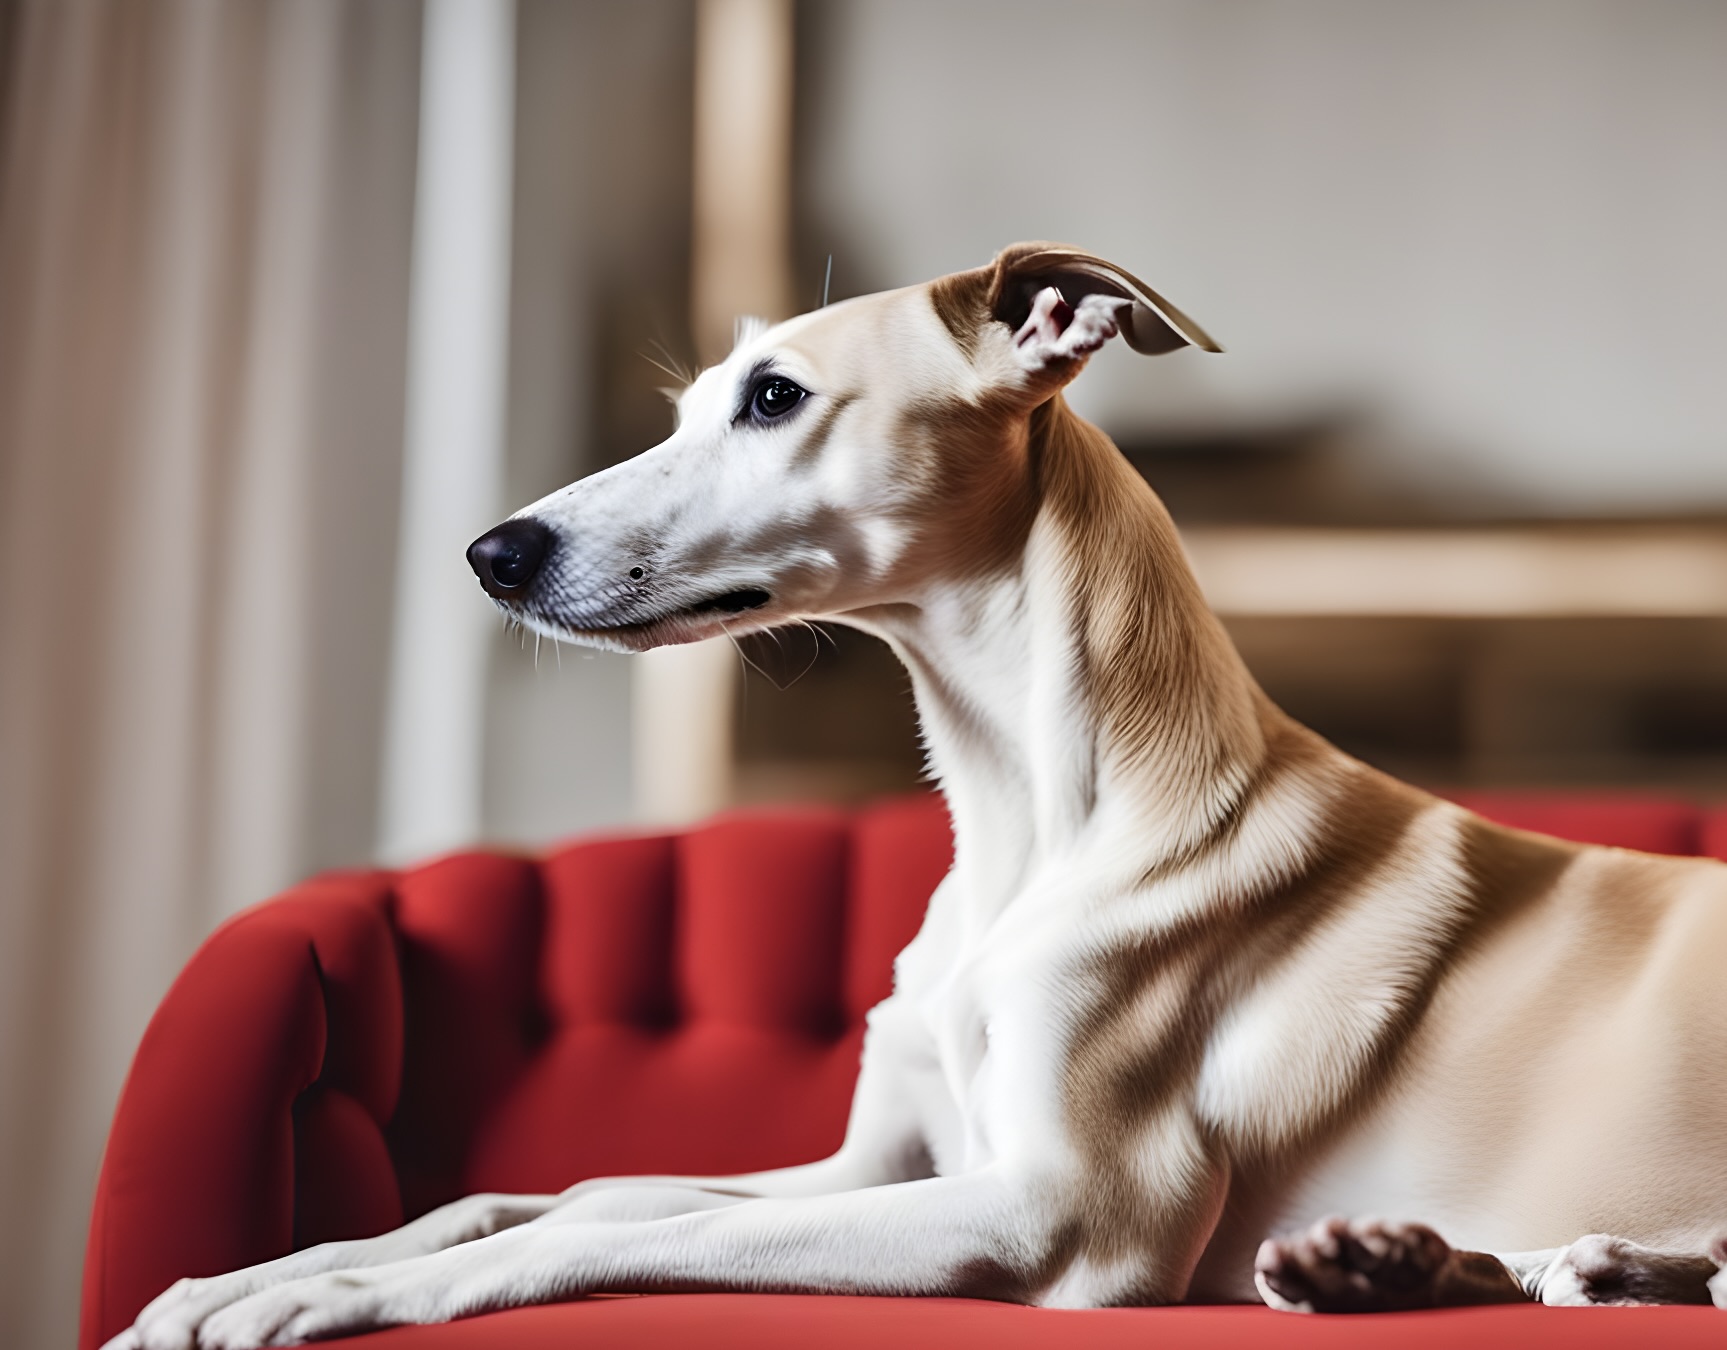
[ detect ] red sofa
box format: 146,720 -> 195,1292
82,792 -> 1727,1348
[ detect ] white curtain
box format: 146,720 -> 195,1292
379,0 -> 516,865
0,3 -> 422,1345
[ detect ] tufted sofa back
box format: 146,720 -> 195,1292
385,797 -> 950,1220
81,795 -> 951,1349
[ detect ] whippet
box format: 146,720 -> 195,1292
116,244 -> 1727,1348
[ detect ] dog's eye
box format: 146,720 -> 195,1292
750,376 -> 806,421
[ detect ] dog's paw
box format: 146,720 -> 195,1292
1012,287 -> 1128,372
1710,1234 -> 1727,1310
1255,1216 -> 1462,1313
196,1271 -> 393,1349
1538,1233 -> 1719,1307
125,1274 -> 262,1350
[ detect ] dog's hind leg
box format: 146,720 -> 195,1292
1255,1216 -> 1528,1312
1256,1217 -> 1725,1312
1519,1232 -> 1719,1306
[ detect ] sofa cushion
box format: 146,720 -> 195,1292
1444,792 -> 1702,855
333,1293 -> 1727,1347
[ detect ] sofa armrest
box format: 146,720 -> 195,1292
80,873 -> 404,1350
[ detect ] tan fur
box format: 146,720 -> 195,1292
893,393 -> 1040,583
927,264 -> 992,359
1034,396 -> 1265,842
921,245 -> 1727,1299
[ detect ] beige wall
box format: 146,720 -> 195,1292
798,0 -> 1727,514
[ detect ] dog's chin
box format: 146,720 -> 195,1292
505,590 -> 778,654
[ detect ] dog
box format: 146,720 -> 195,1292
115,243 -> 1727,1348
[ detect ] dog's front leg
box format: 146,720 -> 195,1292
118,1159 -> 903,1350
118,997 -> 939,1350
113,1191 -> 565,1350
554,1120 -> 927,1219
193,1168 -> 1059,1348
548,997 -> 938,1220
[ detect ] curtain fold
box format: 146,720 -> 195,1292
0,4 -> 421,1346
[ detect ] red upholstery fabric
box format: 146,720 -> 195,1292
82,792 -> 1723,1349
1700,808 -> 1727,863
81,872 -> 406,1345
1443,791 -> 1705,856
354,1296 -> 1727,1348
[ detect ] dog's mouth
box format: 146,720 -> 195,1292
687,588 -> 772,615
600,586 -> 774,628
515,586 -> 775,651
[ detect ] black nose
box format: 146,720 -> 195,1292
467,518 -> 551,598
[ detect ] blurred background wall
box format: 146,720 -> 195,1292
799,0 -> 1727,515
1,2 -> 1723,1346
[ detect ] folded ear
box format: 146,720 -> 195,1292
988,241 -> 1223,357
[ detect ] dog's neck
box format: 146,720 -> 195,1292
855,397 -> 1270,916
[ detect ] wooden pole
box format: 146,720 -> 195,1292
632,0 -> 795,825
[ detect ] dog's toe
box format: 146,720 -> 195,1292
1253,1235 -> 1318,1312
1256,1216 -> 1460,1313
201,1271 -> 402,1348
129,1278 -> 209,1350
1255,1218 -> 1366,1311
1336,1217 -> 1450,1290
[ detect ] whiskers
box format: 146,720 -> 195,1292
724,619 -> 832,693
499,610 -> 564,672
641,337 -> 696,393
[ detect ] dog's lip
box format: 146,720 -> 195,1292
686,588 -> 772,615
528,587 -> 774,641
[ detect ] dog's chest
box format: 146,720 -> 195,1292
899,902 -> 1078,1177
911,950 -> 999,1175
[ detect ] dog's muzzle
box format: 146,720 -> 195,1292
467,518 -> 551,600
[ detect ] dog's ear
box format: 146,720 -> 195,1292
988,242 -> 1222,358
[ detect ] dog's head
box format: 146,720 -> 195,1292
468,242 -> 1220,652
